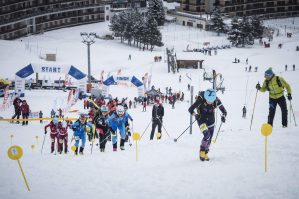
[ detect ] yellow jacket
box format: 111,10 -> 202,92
260,75 -> 292,99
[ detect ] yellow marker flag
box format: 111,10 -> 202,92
133,133 -> 141,161
31,145 -> 35,153
7,145 -> 30,191
10,134 -> 14,145
261,123 -> 273,173
35,136 -> 39,145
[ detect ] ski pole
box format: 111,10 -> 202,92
290,101 -> 297,126
212,121 -> 223,144
250,88 -> 259,131
140,120 -> 152,140
41,133 -> 46,154
289,102 -> 292,124
158,118 -> 170,137
173,120 -> 197,142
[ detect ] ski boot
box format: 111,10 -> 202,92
113,143 -> 117,152
74,147 -> 78,155
199,150 -> 210,161
79,147 -> 84,155
120,139 -> 125,150
156,132 -> 162,140
100,148 -> 105,152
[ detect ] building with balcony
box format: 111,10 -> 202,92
179,0 -> 299,19
215,0 -> 299,18
0,0 -> 146,40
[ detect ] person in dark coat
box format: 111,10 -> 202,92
11,97 -> 21,123
188,89 -> 227,161
150,101 -> 164,140
20,100 -> 30,125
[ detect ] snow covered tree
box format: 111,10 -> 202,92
210,7 -> 227,36
227,17 -> 254,47
227,17 -> 242,47
123,12 -> 135,45
250,16 -> 264,39
109,9 -> 163,50
109,12 -> 126,43
147,0 -> 165,26
239,16 -> 254,46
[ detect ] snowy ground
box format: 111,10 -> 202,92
0,17 -> 299,199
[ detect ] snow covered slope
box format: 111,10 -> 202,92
0,18 -> 298,199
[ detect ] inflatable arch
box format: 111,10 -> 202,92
15,63 -> 86,96
102,75 -> 144,97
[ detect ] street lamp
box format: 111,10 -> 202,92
80,32 -> 96,84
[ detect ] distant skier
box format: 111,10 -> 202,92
71,114 -> 93,155
256,67 -> 292,127
293,64 -> 295,71
39,110 -> 43,123
150,101 -> 164,140
188,89 -> 227,161
242,106 -> 247,118
50,109 -> 56,118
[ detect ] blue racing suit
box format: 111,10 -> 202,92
108,113 -> 131,144
71,120 -> 93,148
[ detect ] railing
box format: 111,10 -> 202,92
0,4 -> 105,26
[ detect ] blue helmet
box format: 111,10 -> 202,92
53,117 -> 59,124
204,89 -> 216,103
100,105 -> 109,113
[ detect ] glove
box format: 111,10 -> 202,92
195,114 -> 200,120
256,83 -> 261,90
221,115 -> 226,123
44,130 -> 47,134
287,93 -> 292,101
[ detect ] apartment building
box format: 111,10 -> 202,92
179,0 -> 299,18
0,0 -> 146,40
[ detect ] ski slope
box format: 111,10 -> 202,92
0,17 -> 299,199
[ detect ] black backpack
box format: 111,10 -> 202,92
265,76 -> 282,91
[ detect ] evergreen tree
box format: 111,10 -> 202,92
239,16 -> 254,46
227,17 -> 242,47
210,7 -> 227,36
123,12 -> 134,45
250,16 -> 264,39
144,15 -> 163,51
147,0 -> 165,26
109,12 -> 126,43
227,17 -> 255,47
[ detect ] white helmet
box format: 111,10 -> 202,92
116,105 -> 125,115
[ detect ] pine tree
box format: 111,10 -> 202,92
109,12 -> 126,43
227,17 -> 242,47
210,7 -> 227,36
147,0 -> 165,26
143,15 -> 163,51
250,16 -> 264,39
241,16 -> 254,46
227,17 -> 255,47
123,12 -> 135,45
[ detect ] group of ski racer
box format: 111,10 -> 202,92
42,67 -> 292,161
44,101 -> 133,155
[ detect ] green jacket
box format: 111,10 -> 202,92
260,75 -> 292,99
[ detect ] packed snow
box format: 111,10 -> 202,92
0,17 -> 299,199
